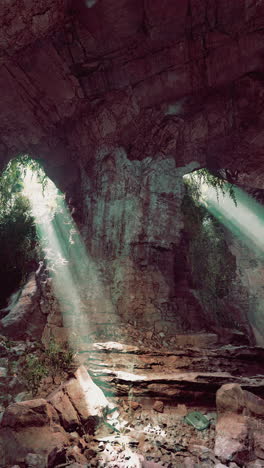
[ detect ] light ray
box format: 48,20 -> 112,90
22,169 -> 114,351
184,172 -> 264,344
201,184 -> 264,253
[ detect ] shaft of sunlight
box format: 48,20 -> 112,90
22,168 -> 149,440
201,184 -> 264,252
22,169 -> 114,350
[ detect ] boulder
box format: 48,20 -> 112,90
244,390 -> 264,418
2,399 -> 58,428
152,400 -> 164,413
0,367 -> 110,464
0,398 -> 68,466
47,445 -> 88,468
216,383 -> 245,415
253,432 -> 264,460
48,389 -> 80,431
214,413 -> 251,464
215,384 -> 264,465
246,460 -> 264,467
217,384 -> 264,418
64,365 -> 109,433
48,365 -> 110,432
0,424 -> 69,466
129,400 -> 141,410
25,453 -> 46,468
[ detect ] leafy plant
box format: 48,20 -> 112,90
0,195 -> 39,306
0,155 -> 46,307
20,339 -> 75,395
43,338 -> 75,380
22,354 -> 48,396
186,168 -> 237,206
0,154 -> 46,219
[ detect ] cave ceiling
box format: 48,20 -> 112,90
1,0 -> 264,191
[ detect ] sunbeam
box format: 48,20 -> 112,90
22,169 -> 115,352
201,183 -> 264,254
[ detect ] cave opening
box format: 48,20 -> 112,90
0,155 -> 44,309
0,154 -> 112,353
183,169 -> 264,346
1,159 -> 264,466
2,1 -> 264,465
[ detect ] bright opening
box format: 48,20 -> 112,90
185,170 -> 264,254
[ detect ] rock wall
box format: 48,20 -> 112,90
0,273 -> 47,340
0,1 -> 264,344
40,147 -> 261,346
1,1 -> 264,189
228,236 -> 264,346
80,148 -> 202,331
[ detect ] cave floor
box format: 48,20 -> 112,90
86,399 -> 217,467
1,330 -> 264,467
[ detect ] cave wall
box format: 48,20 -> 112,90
1,1 -> 264,344
79,147 -> 204,332
228,235 -> 264,346
1,0 -> 264,190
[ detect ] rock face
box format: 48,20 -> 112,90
228,235 -> 264,346
79,341 -> 264,402
0,273 -> 46,340
215,384 -> 264,465
0,1 -> 264,344
1,0 -> 264,190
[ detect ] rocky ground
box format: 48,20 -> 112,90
0,331 -> 264,468
86,399 -> 217,467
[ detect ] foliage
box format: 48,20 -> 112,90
0,195 -> 39,306
20,338 -> 75,395
0,155 -> 46,306
186,168 -> 237,206
182,179 -> 236,322
21,354 -> 48,396
44,338 -> 75,380
0,154 -> 46,219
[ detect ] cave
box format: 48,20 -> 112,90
1,1 -> 264,467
